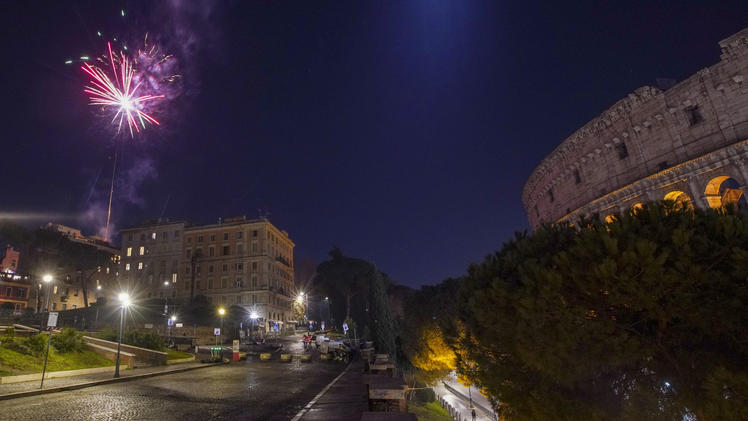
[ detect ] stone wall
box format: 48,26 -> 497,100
523,27 -> 748,228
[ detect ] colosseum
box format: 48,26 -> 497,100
522,27 -> 748,228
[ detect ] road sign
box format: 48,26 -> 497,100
214,328 -> 221,336
321,321 -> 325,331
145,323 -> 153,329
176,323 -> 183,328
272,323 -> 278,332
343,322 -> 348,333
167,319 -> 174,326
47,312 -> 58,328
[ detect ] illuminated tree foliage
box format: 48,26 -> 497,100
400,278 -> 460,384
454,203 -> 748,421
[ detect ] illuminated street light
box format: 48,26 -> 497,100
114,292 -> 131,378
39,274 -> 54,389
216,307 -> 226,349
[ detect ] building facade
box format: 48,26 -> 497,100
0,245 -> 20,273
120,219 -> 185,303
180,216 -> 295,331
0,272 -> 31,314
523,28 -> 748,228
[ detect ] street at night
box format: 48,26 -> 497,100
3,338 -> 345,421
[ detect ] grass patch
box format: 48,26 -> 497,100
0,337 -> 114,376
166,349 -> 193,360
409,400 -> 453,421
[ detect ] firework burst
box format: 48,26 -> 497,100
82,41 -> 167,137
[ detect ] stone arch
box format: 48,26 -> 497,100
704,176 -> 745,209
663,190 -> 693,208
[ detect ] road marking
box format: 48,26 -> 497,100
290,363 -> 351,421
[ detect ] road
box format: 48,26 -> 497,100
3,336 -> 346,421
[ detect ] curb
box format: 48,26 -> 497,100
0,362 -> 226,401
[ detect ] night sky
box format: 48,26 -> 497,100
1,1 -> 747,288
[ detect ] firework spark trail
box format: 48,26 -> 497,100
82,42 -> 164,137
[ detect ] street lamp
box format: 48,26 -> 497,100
114,292 -> 131,378
168,315 -> 177,344
249,311 -> 258,341
39,274 -> 54,389
217,307 -> 226,347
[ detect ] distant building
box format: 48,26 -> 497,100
0,272 -> 31,314
45,223 -> 118,254
120,219 -> 186,302
181,216 -> 295,332
0,245 -> 20,273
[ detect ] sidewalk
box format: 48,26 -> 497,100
0,361 -> 217,399
294,361 -> 369,421
433,379 -> 495,421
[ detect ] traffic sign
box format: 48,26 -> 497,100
47,312 -> 58,328
343,322 -> 349,333
214,328 -> 221,336
167,318 -> 174,326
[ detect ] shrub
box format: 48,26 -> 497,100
95,328 -> 119,342
413,385 -> 436,403
4,326 -> 15,338
51,328 -> 85,353
2,337 -> 28,354
24,334 -> 48,356
123,330 -> 165,351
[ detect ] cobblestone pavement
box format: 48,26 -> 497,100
2,353 -> 345,420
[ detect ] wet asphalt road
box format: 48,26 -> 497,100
3,343 -> 345,420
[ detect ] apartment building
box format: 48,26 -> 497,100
120,219 -> 185,302
180,216 -> 294,331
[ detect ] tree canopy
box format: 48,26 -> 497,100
453,203 -> 748,421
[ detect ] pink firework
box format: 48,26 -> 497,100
82,42 -> 164,137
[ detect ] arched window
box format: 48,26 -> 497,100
663,191 -> 693,209
631,202 -> 644,213
704,176 -> 745,209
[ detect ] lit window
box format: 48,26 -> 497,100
126,247 -> 132,257
125,263 -> 131,271
151,232 -> 156,240
53,285 -> 58,294
138,262 -> 144,270
139,246 -> 145,256
106,267 -> 110,274
172,273 -> 177,283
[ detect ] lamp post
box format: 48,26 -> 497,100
250,311 -> 258,341
324,296 -> 331,330
114,292 -> 131,378
168,315 -> 176,344
217,307 -> 226,347
39,274 -> 53,389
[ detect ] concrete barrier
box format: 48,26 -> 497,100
84,336 -> 167,367
259,352 -> 272,361
300,354 -> 312,363
319,352 -> 331,360
280,353 -> 292,362
85,342 -> 136,369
